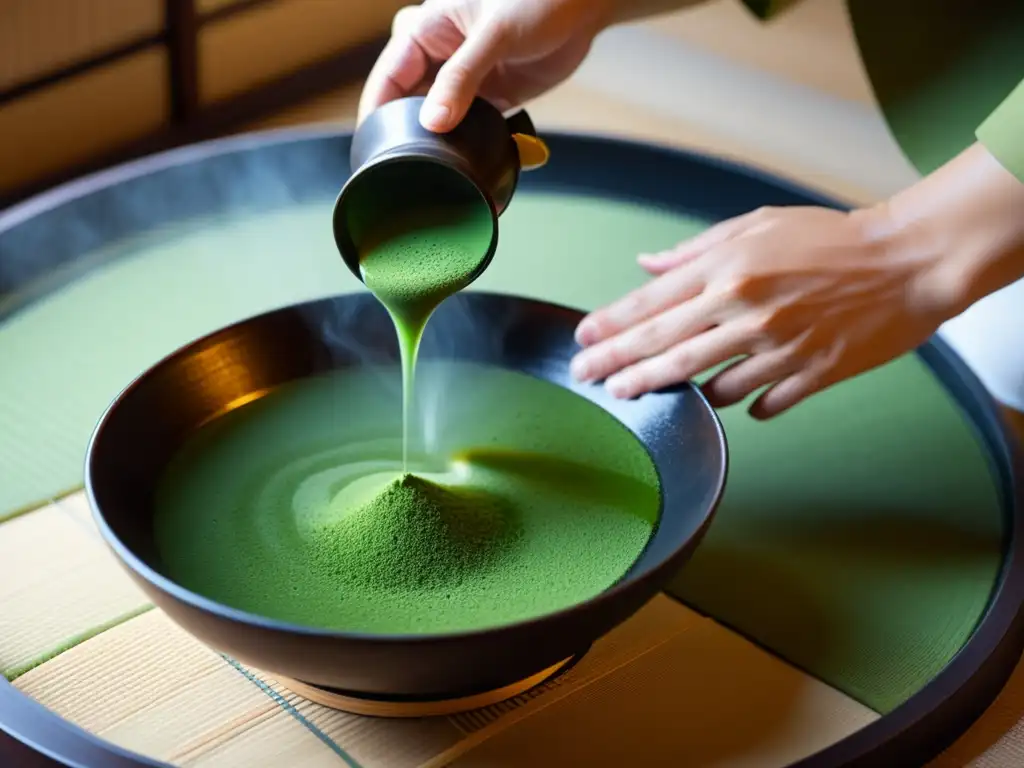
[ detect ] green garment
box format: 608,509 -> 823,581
741,0 -> 1024,183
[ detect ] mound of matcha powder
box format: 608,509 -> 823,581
309,473 -> 520,592
153,365 -> 659,634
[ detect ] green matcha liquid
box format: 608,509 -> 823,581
153,362 -> 661,634
151,183 -> 661,635
358,203 -> 493,468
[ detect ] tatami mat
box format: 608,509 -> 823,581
9,539 -> 878,768
14,608 -> 348,767
450,623 -> 878,767
2,477 -> 1024,765
0,499 -> 151,680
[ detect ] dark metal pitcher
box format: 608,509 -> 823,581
333,96 -> 549,283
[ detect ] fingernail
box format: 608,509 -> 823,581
606,376 -> 631,399
574,322 -> 595,346
419,102 -> 451,131
570,355 -> 592,381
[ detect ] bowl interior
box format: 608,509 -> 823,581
86,291 -> 727,637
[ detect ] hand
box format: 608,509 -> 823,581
569,205 -> 956,419
568,143 -> 1024,419
358,0 -> 611,132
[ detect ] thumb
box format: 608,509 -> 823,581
420,17 -> 509,132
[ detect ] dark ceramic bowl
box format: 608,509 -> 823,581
85,291 -> 727,700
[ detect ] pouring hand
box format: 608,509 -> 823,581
570,143 -> 1024,419
357,0 -> 612,133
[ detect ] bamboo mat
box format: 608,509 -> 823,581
3,491 -> 885,767
6,490 -> 1024,765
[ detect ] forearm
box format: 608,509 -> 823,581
867,143 -> 1024,315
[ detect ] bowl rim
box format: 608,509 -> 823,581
84,289 -> 730,646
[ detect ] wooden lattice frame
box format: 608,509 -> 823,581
0,0 -> 385,208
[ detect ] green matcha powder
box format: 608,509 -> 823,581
358,202 -> 493,468
308,472 -> 520,593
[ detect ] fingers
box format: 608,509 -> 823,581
570,294 -> 715,383
603,323 -> 751,399
420,15 -> 509,131
358,7 -> 431,124
700,347 -> 802,408
749,340 -> 866,420
636,247 -> 701,276
637,208 -> 768,275
749,366 -> 829,419
574,264 -> 704,347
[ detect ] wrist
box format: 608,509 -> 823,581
850,202 -> 964,321
860,144 -> 1024,320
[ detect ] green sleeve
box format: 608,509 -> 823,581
737,0 -> 800,20
977,78 -> 1024,184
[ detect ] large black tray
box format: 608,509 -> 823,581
1,128 -> 1022,768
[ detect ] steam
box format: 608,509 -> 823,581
302,286 -> 521,459
314,292 -> 402,395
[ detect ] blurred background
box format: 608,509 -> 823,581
0,0 -> 914,209
2,0 -> 1020,417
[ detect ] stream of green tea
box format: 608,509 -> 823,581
357,202 -> 493,468
152,188 -> 662,634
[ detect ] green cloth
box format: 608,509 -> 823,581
0,193 -> 1005,714
668,358 -> 1003,713
978,78 -> 1024,182
0,198 -> 699,518
740,0 -> 1024,182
